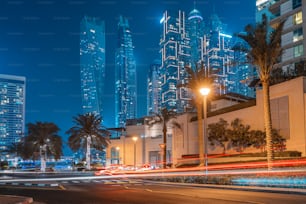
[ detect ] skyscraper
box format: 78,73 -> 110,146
160,10 -> 192,113
188,8 -> 204,68
0,74 -> 25,155
267,0 -> 304,74
147,59 -> 162,115
80,16 -> 105,118
115,16 -> 137,127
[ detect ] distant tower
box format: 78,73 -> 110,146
0,74 -> 25,155
160,10 -> 192,113
80,16 -> 105,118
188,5 -> 204,68
147,59 -> 162,115
115,16 -> 137,128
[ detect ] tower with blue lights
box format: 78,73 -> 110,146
0,74 -> 25,156
80,16 -> 105,118
147,59 -> 162,115
159,10 -> 192,113
188,8 -> 204,68
115,16 -> 137,127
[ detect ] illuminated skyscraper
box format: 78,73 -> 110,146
267,0 -> 305,74
188,8 -> 204,68
0,74 -> 25,154
80,16 -> 105,117
160,10 -> 192,113
147,59 -> 161,115
115,16 -> 137,127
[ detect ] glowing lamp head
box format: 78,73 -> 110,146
132,136 -> 138,142
200,87 -> 210,96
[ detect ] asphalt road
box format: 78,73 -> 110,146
1,179 -> 306,204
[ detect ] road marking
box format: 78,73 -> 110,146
59,185 -> 66,190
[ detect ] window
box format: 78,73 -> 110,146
294,44 -> 303,57
293,28 -> 303,42
292,0 -> 302,9
293,11 -> 303,25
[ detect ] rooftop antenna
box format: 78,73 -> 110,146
193,0 -> 196,9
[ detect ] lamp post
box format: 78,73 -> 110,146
200,87 -> 210,175
132,136 -> 138,171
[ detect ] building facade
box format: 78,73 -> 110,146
115,16 -> 137,127
80,16 -> 106,117
147,59 -> 162,115
107,77 -> 306,167
0,74 -> 25,155
153,8 -> 256,115
268,0 -> 305,74
160,10 -> 192,113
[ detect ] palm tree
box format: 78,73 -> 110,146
66,113 -> 110,170
178,62 -> 214,166
237,14 -> 284,169
147,108 -> 180,169
26,122 -> 63,172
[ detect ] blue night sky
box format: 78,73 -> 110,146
0,0 -> 255,154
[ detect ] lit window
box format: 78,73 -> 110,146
294,44 -> 303,57
293,11 -> 303,25
293,28 -> 303,42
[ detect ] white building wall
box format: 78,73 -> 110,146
107,77 -> 306,166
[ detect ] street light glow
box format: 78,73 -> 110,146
200,87 -> 210,96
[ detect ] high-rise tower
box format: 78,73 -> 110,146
115,16 -> 137,127
268,0 -> 304,74
0,74 -> 25,155
188,8 -> 204,68
147,59 -> 162,115
160,10 -> 192,113
80,16 -> 105,118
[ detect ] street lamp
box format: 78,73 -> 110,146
200,87 -> 210,175
132,136 -> 138,170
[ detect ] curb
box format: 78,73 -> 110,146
145,180 -> 306,195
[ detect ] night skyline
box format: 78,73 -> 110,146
0,0 -> 255,154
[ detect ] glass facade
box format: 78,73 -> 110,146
80,16 -> 105,118
0,74 -> 25,155
160,10 -> 192,113
115,16 -> 137,127
147,60 -> 162,115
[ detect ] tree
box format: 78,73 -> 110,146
208,118 -> 229,154
26,122 -> 63,172
178,62 -> 214,166
251,129 -> 286,153
237,14 -> 284,169
147,108 -> 180,169
227,118 -> 251,153
66,113 -> 110,170
250,130 -> 266,152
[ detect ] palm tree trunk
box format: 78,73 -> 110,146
262,81 -> 273,170
196,103 -> 204,166
163,123 -> 167,169
86,136 -> 91,170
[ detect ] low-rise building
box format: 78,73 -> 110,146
106,76 -> 306,167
